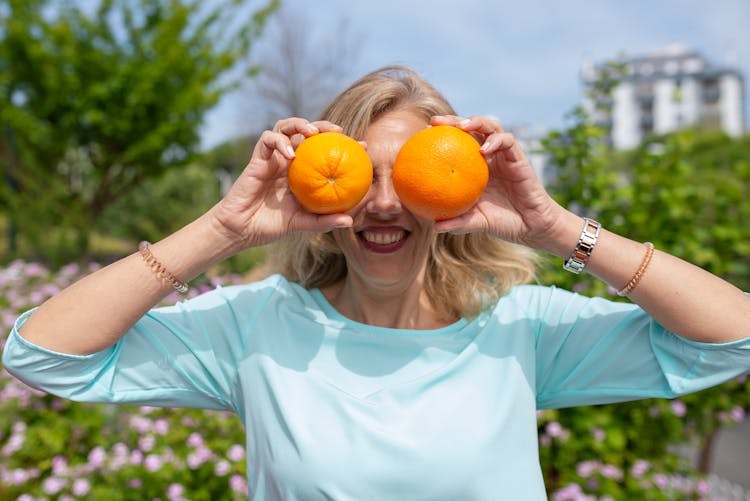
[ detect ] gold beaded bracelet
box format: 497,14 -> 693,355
138,241 -> 189,294
616,242 -> 655,297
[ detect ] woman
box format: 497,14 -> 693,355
4,66 -> 750,500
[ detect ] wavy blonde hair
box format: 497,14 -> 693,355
266,66 -> 538,319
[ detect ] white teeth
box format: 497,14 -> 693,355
362,231 -> 405,245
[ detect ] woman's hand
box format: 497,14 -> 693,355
209,118 -> 354,250
430,115 -> 567,252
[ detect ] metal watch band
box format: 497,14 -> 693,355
563,217 -> 602,274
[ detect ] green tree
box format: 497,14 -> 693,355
0,0 -> 279,263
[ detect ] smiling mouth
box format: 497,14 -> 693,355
357,229 -> 409,253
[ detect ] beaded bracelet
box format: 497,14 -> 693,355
617,242 -> 655,297
138,241 -> 189,294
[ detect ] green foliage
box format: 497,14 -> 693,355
100,162 -> 220,245
0,0 -> 279,264
539,106 -> 750,498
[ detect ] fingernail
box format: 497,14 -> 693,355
480,140 -> 491,152
304,124 -> 319,134
286,145 -> 296,158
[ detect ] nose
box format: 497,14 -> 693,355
365,174 -> 402,217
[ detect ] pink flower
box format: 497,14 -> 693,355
87,446 -> 106,469
130,449 -> 144,465
139,434 -> 156,452
153,418 -> 170,435
51,456 -> 68,475
545,422 -> 563,437
590,428 -> 606,442
130,415 -> 152,434
8,468 -> 30,485
2,433 -> 25,456
215,460 -> 231,476
730,406 -> 746,423
576,460 -> 600,478
24,262 -> 48,278
600,464 -> 623,480
229,474 -> 249,495
552,482 -> 583,501
670,400 -> 687,417
227,444 -> 245,462
43,476 -> 67,495
630,459 -> 650,478
113,442 -> 129,457
167,483 -> 185,501
144,454 -> 164,472
187,432 -> 204,448
187,446 -> 213,469
73,478 -> 91,496
128,478 -> 143,489
653,473 -> 669,489
695,479 -> 710,495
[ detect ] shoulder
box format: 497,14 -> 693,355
160,274 -> 315,315
491,284 -> 638,323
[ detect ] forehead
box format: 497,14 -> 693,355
363,109 -> 428,146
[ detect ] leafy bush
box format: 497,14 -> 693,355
540,111 -> 750,498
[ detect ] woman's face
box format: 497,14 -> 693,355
332,109 -> 435,291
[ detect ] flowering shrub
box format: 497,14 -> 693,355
1,260 -> 748,500
0,260 -> 249,500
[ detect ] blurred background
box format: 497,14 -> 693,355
1,1 -> 749,499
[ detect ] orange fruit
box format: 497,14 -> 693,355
287,132 -> 373,214
392,125 -> 489,221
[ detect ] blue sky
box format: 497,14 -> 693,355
201,0 -> 750,148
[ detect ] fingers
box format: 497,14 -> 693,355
253,129 -> 297,162
431,115 -> 519,160
253,118 -> 345,162
273,117 -> 343,146
458,116 -> 526,165
481,132 -> 524,164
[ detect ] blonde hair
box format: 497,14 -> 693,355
267,66 -> 538,319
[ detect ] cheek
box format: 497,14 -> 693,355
331,228 -> 357,250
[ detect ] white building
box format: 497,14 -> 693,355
582,45 -> 745,150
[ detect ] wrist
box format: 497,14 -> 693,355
206,203 -> 254,256
147,211 -> 245,284
525,209 -> 586,259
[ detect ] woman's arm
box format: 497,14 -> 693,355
546,211 -> 750,343
17,212 -> 241,355
15,119 -> 351,356
432,114 -> 750,344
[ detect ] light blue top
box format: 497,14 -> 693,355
4,275 -> 750,500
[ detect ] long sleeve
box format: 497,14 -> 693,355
2,276 -> 286,412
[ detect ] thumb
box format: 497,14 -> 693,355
289,212 -> 354,233
433,208 -> 486,235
